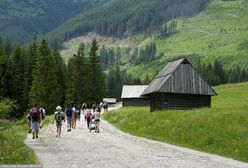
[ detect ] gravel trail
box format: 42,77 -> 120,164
26,107 -> 248,168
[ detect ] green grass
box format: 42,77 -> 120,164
155,0 -> 248,68
103,82 -> 248,162
128,0 -> 248,78
42,115 -> 54,126
0,120 -> 36,164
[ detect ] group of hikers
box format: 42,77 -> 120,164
27,102 -> 108,139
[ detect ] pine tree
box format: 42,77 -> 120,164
66,43 -> 88,105
29,39 -> 62,114
0,43 -> 9,97
213,60 -> 226,84
88,39 -> 106,105
107,67 -> 122,100
8,46 -> 25,107
52,49 -> 67,106
22,42 -> 39,111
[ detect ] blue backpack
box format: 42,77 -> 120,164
66,108 -> 73,117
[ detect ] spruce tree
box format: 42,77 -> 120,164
8,46 -> 25,108
66,43 -> 88,105
22,42 -> 38,111
88,39 -> 106,105
0,44 -> 8,97
52,49 -> 67,106
29,39 -> 62,114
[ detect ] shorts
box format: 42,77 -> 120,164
95,119 -> 100,122
56,120 -> 63,127
31,121 -> 39,132
67,116 -> 72,124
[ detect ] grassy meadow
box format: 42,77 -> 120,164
0,120 -> 36,164
103,82 -> 248,162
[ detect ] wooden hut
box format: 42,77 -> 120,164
121,85 -> 150,107
141,58 -> 217,112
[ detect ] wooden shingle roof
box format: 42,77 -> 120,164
121,85 -> 148,99
142,58 -> 217,96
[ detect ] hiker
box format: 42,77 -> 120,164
81,102 -> 87,121
72,104 -> 78,129
94,108 -> 101,133
30,105 -> 41,139
86,110 -> 92,129
103,102 -> 108,112
53,106 -> 65,138
97,104 -> 101,113
92,102 -> 96,113
26,112 -> 32,134
100,102 -> 103,111
39,107 -> 46,129
77,104 -> 81,121
65,104 -> 73,132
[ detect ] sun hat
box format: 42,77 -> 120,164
56,105 -> 62,111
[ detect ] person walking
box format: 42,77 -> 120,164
39,107 -> 46,129
85,110 -> 92,129
72,104 -> 78,129
82,102 -> 87,121
65,104 -> 73,132
26,112 -> 32,134
30,105 -> 41,139
53,106 -> 65,138
103,102 -> 108,112
94,108 -> 101,133
92,102 -> 96,113
77,104 -> 81,121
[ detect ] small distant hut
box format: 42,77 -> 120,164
121,85 -> 150,107
142,58 -> 217,112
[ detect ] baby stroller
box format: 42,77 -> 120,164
89,115 -> 96,132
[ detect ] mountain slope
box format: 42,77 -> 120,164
128,0 -> 248,79
46,0 -> 210,48
0,0 -> 106,44
59,0 -> 248,81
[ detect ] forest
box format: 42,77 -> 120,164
0,0 -> 106,44
46,0 -> 210,48
0,38 -> 105,118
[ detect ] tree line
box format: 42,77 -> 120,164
47,0 -> 210,48
106,66 -> 142,101
0,38 -> 105,118
105,58 -> 248,100
196,60 -> 248,86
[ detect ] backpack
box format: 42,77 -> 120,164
31,107 -> 39,121
40,108 -> 45,119
66,108 -> 73,117
86,112 -> 91,119
56,111 -> 64,122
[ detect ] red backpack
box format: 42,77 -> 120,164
86,112 -> 91,119
31,107 -> 40,121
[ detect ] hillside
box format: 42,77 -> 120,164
60,0 -> 248,80
103,82 -> 248,162
0,0 -> 106,44
47,0 -> 210,48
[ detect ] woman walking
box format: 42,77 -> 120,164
94,108 -> 101,133
53,106 -> 65,138
72,104 -> 78,129
65,104 -> 73,132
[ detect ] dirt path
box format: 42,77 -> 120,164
26,107 -> 248,168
